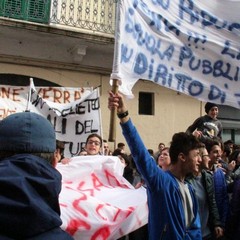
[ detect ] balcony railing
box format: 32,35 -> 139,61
0,0 -> 117,37
50,0 -> 117,37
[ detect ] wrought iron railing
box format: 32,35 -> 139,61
50,0 -> 117,37
0,0 -> 117,37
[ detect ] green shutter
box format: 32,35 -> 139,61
0,0 -> 26,19
0,0 -> 3,15
27,0 -> 50,23
0,0 -> 50,24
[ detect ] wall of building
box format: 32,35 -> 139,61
0,62 -> 203,153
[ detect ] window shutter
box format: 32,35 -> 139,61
0,0 -> 50,24
0,0 -> 26,19
27,0 -> 50,23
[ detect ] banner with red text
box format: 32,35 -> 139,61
57,156 -> 148,240
0,84 -> 101,157
111,0 -> 240,109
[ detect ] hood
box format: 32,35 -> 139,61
0,154 -> 62,239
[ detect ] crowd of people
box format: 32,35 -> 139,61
1,93 -> 240,240
108,91 -> 240,240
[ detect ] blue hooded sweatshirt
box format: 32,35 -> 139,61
0,154 -> 73,240
121,119 -> 202,240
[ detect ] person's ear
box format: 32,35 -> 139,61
52,149 -> 60,167
178,153 -> 186,162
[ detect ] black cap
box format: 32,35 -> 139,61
205,102 -> 218,114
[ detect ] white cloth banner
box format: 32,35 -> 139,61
30,82 -> 101,157
57,156 -> 148,240
112,0 -> 240,108
0,84 -> 101,157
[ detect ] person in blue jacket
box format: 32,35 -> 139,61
0,111 -> 73,240
108,91 -> 202,240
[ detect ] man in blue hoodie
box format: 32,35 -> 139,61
0,111 -> 73,240
108,91 -> 202,240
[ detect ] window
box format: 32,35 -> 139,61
138,92 -> 154,115
222,128 -> 240,145
0,0 -> 50,23
218,105 -> 240,145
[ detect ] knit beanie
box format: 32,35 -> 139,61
205,102 -> 218,114
0,111 -> 56,153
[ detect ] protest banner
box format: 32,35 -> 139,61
0,83 -> 101,157
57,155 -> 148,240
111,0 -> 240,109
0,85 -> 147,239
29,82 -> 102,157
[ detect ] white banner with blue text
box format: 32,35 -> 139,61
111,0 -> 240,108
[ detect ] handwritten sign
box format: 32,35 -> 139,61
57,156 -> 148,240
112,0 -> 240,108
30,84 -> 101,157
0,84 -> 101,157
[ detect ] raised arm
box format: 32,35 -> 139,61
108,91 -> 164,190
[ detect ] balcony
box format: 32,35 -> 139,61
0,0 -> 116,38
50,0 -> 116,38
0,0 -> 117,72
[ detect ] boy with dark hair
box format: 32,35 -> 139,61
108,91 -> 202,240
113,142 -> 126,156
186,102 -> 222,143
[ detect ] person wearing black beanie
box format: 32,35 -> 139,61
205,102 -> 219,114
186,102 -> 222,143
